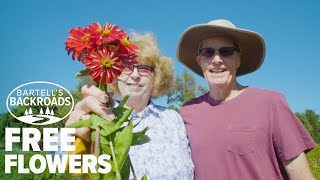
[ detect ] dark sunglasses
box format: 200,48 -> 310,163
199,46 -> 240,58
122,64 -> 154,76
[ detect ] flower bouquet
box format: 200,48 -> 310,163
65,22 -> 149,180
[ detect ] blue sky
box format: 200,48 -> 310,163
1,0 -> 319,114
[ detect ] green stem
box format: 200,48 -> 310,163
94,78 -> 104,172
129,156 -> 137,180
99,75 -> 120,179
94,127 -> 100,158
109,136 -> 121,180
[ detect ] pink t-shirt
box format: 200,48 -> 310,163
180,87 -> 316,180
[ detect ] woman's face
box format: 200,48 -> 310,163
196,36 -> 241,88
117,64 -> 154,101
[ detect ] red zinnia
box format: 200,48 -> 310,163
84,48 -> 123,84
86,23 -> 127,46
119,37 -> 139,54
65,27 -> 94,60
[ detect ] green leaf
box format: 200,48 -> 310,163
100,134 -> 110,145
114,120 -> 133,169
75,69 -> 90,78
141,175 -> 148,180
88,172 -> 100,180
112,107 -> 130,123
120,157 -> 131,180
65,118 -> 92,128
132,133 -> 151,146
131,127 -> 150,146
118,94 -> 130,107
137,126 -> 149,134
99,125 -> 120,137
133,118 -> 142,128
100,143 -> 112,155
103,172 -> 116,180
100,108 -> 132,137
115,108 -> 133,126
90,114 -> 114,129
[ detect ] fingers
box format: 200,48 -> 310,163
81,84 -> 109,104
75,127 -> 91,142
107,92 -> 115,108
65,110 -> 91,140
65,109 -> 86,127
65,84 -> 116,141
75,96 -> 115,120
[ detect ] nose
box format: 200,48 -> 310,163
211,54 -> 223,64
130,67 -> 140,79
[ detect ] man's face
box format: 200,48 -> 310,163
196,36 -> 241,88
117,64 -> 154,100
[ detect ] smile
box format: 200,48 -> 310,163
126,83 -> 143,87
209,69 -> 226,73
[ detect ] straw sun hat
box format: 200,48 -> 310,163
177,19 -> 266,77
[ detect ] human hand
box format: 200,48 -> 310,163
65,84 -> 115,142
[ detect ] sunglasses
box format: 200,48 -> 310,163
122,64 -> 154,76
198,46 -> 240,58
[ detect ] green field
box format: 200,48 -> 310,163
307,145 -> 320,179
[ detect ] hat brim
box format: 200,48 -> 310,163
177,24 -> 266,77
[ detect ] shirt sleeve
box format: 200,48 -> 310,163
271,93 -> 317,161
171,110 -> 195,179
174,111 -> 192,156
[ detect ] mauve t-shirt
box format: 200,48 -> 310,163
180,87 -> 316,180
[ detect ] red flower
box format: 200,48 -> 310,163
66,22 -> 139,84
84,48 -> 123,84
65,27 -> 93,60
119,37 -> 139,54
86,23 -> 127,46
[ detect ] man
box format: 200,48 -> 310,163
177,19 -> 316,180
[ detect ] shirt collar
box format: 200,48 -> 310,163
142,100 -> 161,118
115,99 -> 161,119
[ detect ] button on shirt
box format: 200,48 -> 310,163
128,101 -> 194,179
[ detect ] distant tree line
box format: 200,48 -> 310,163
0,71 -> 319,148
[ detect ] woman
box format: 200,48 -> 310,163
66,33 -> 194,179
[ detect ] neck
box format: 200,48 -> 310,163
208,81 -> 244,101
125,96 -> 149,115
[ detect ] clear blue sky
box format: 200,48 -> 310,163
1,0 -> 319,114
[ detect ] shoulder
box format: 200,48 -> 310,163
182,93 -> 208,107
152,103 -> 182,120
247,87 -> 285,101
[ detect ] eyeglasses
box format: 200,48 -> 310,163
198,46 -> 240,58
122,64 -> 154,76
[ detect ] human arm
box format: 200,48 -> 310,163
270,93 -> 317,179
282,152 -> 315,180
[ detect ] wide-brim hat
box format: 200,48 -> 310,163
176,19 -> 266,77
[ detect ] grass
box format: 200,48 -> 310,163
307,144 -> 320,179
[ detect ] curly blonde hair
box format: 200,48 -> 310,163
111,32 -> 174,98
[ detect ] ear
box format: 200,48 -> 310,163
236,54 -> 241,68
195,55 -> 201,66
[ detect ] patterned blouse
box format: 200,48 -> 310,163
128,101 -> 194,179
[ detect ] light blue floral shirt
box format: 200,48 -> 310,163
127,101 -> 194,179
